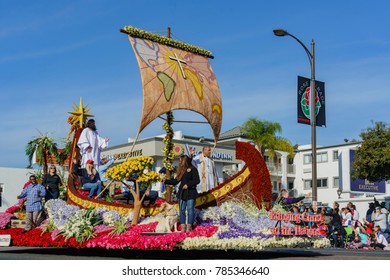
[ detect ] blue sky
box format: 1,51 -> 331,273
1,0 -> 390,168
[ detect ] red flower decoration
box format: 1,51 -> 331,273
236,141 -> 272,209
0,224 -> 218,250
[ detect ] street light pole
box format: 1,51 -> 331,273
273,28 -> 318,203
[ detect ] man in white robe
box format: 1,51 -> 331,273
191,146 -> 219,193
77,119 -> 109,169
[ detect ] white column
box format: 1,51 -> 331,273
281,153 -> 288,189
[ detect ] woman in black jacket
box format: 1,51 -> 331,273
164,155 -> 200,232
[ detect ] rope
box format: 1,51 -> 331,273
125,129 -> 141,161
157,116 -> 208,124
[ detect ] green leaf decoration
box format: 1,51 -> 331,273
122,26 -> 213,58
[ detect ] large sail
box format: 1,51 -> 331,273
123,28 -> 222,141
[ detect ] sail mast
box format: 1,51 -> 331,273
163,26 -> 173,203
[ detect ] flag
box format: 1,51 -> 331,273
297,76 -> 326,127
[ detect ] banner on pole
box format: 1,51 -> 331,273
297,76 -> 326,127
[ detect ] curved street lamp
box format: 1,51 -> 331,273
273,28 -> 318,204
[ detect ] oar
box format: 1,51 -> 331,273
96,180 -> 114,199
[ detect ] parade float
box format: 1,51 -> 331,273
65,26 -> 273,217
0,26 -> 330,250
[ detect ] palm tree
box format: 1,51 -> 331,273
25,133 -> 59,174
56,139 -> 72,166
242,117 -> 294,160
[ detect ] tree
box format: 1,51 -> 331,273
56,139 -> 72,165
352,121 -> 390,182
105,156 -> 161,225
25,133 -> 59,175
241,117 -> 294,159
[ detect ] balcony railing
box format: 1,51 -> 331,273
266,163 -> 295,174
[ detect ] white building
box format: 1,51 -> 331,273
218,127 -> 390,216
0,167 -> 32,212
293,141 -> 390,217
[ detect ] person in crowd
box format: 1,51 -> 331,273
351,204 -> 359,226
163,155 -> 200,232
275,189 -> 311,211
369,225 -> 388,250
190,146 -> 219,194
298,201 -> 306,213
341,207 -> 354,244
77,119 -> 109,169
333,202 -> 340,214
81,159 -> 103,198
386,210 -> 390,234
373,206 -> 387,232
42,164 -> 62,201
16,175 -> 46,232
97,154 -> 121,197
341,207 -> 352,227
307,206 -> 315,227
291,205 -> 300,214
320,207 -> 332,227
366,202 -> 375,223
330,222 -> 345,248
347,202 -> 354,213
347,234 -> 363,250
354,221 -> 370,248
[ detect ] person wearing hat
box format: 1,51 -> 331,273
81,159 -> 103,198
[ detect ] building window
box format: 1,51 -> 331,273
333,177 -> 339,188
304,152 -> 328,164
333,150 -> 339,161
272,181 -> 278,192
303,178 -> 328,190
317,152 -> 328,163
304,180 -> 312,190
303,154 -> 311,164
317,178 -> 328,188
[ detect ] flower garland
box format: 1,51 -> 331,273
162,111 -> 175,172
122,26 -> 213,58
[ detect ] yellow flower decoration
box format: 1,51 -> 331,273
106,156 -> 162,188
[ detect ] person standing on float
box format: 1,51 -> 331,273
190,146 -> 219,193
77,119 -> 109,169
